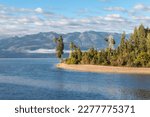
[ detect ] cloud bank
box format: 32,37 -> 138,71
0,3 -> 150,36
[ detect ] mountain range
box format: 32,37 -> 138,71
0,31 -> 129,58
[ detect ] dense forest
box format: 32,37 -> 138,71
54,24 -> 150,67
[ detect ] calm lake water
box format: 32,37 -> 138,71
0,58 -> 150,100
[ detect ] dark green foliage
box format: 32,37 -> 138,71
66,42 -> 82,64
63,25 -> 150,67
53,36 -> 64,61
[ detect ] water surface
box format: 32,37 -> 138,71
0,58 -> 150,100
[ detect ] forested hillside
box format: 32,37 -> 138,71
65,25 -> 150,67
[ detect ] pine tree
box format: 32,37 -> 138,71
53,36 -> 64,62
69,41 -> 74,58
147,33 -> 150,55
133,27 -> 139,49
138,24 -> 146,52
120,31 -> 126,53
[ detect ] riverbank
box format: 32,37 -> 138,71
56,63 -> 150,74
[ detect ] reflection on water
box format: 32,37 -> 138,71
0,58 -> 150,100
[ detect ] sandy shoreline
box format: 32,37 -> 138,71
56,63 -> 150,74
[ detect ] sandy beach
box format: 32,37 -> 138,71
56,63 -> 150,74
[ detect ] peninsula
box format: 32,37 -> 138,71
54,25 -> 150,74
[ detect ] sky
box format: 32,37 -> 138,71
0,0 -> 150,36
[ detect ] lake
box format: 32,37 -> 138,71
0,58 -> 150,100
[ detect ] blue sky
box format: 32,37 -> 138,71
0,0 -> 150,36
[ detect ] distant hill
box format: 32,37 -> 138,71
0,31 -> 129,58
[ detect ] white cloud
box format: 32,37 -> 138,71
34,21 -> 44,26
17,18 -> 30,24
104,4 -> 150,15
104,7 -> 126,12
35,7 -> 43,13
104,14 -> 126,21
134,4 -> 150,11
133,16 -> 150,20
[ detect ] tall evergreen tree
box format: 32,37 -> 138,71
53,36 -> 64,61
138,24 -> 146,52
147,33 -> 150,55
133,27 -> 139,49
120,31 -> 126,53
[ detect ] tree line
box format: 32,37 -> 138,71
54,24 -> 150,67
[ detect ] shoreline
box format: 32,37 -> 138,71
56,63 -> 150,74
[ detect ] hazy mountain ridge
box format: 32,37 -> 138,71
0,31 -> 129,58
